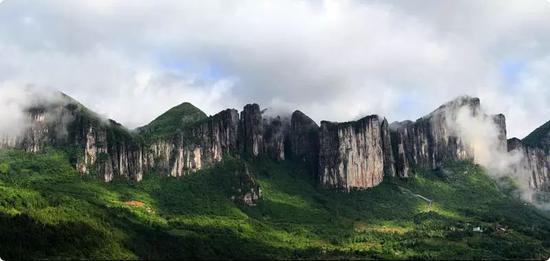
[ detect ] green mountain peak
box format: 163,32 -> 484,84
522,120 -> 550,151
138,102 -> 208,139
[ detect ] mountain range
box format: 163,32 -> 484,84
0,90 -> 550,259
1,91 -> 548,193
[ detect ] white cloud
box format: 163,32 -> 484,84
0,0 -> 549,137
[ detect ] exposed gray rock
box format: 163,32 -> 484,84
318,115 -> 391,190
143,109 -> 239,177
508,137 -> 550,192
8,91 -> 548,198
493,114 -> 508,152
230,163 -> 262,206
239,104 -> 264,159
289,110 -> 319,175
390,96 -> 507,177
193,109 -> 240,162
263,116 -> 288,161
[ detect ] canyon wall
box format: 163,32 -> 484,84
318,115 -> 393,190
508,138 -> 550,192
389,97 -> 507,178
4,92 -> 549,194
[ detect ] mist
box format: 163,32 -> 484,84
0,84 -> 36,137
0,84 -> 69,141
443,103 -> 544,207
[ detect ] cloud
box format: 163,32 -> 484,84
0,84 -> 33,137
0,0 -> 549,137
443,102 -> 541,205
0,84 -> 67,138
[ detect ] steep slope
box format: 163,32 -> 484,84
2,90 -> 549,197
523,120 -> 550,152
1,91 -> 550,259
390,96 -> 507,178
507,120 -> 550,192
0,149 -> 549,259
137,102 -> 208,140
318,115 -> 394,190
0,91 -> 143,182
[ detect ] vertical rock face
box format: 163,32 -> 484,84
263,116 -> 288,161
389,96 -> 505,178
0,102 -> 76,153
169,143 -> 202,177
318,115 -> 391,190
239,104 -> 264,159
193,109 -> 240,163
289,110 -> 319,174
380,119 -> 396,177
72,116 -> 143,182
76,126 -> 113,181
8,91 -> 540,197
142,109 -> 239,177
508,120 -> 550,192
493,114 -> 508,152
508,139 -> 550,191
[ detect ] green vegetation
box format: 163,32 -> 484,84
523,120 -> 550,151
0,149 -> 549,259
137,102 -> 208,140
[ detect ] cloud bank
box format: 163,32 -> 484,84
0,0 -> 549,138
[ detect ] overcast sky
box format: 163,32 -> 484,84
0,0 -> 549,138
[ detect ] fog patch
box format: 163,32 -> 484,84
442,103 -> 541,206
0,84 -> 72,143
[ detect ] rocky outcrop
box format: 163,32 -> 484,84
142,109 -> 239,177
193,109 -> 240,162
0,101 -> 76,153
318,115 -> 392,190
263,116 -> 288,161
230,163 -> 262,206
239,104 -> 264,159
289,110 -> 319,174
9,91 -> 549,197
493,114 -> 508,152
72,116 -> 143,182
508,136 -> 550,192
389,97 -> 507,178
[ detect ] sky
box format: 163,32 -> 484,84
0,0 -> 549,138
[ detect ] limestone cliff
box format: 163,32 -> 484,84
71,112 -> 143,182
239,104 -> 264,159
289,110 -> 319,175
263,116 -> 288,161
390,96 -> 507,178
318,115 -> 392,190
5,91 -> 549,197
507,120 -> 550,192
0,93 -> 144,182
154,108 -> 240,177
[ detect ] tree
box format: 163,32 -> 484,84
0,162 -> 9,174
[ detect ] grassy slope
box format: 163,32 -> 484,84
522,120 -> 550,151
137,102 -> 208,140
0,150 -> 549,259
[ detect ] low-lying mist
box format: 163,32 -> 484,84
0,84 -> 69,139
443,104 -> 548,209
